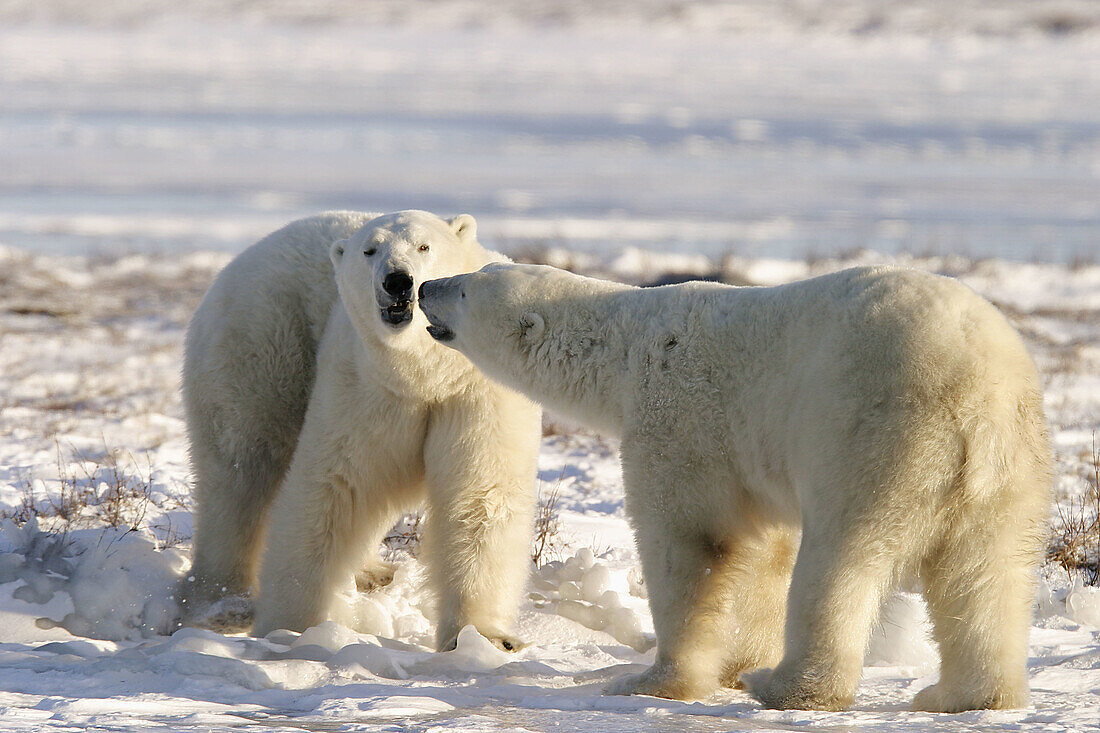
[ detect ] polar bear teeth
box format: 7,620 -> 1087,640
380,301 -> 413,326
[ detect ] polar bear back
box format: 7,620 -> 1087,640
188,211 -> 377,350
629,266 -> 1042,500
183,211 -> 378,461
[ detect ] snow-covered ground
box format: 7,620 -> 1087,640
1,1 -> 1099,730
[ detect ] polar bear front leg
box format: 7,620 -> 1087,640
608,508 -> 741,700
251,457 -> 366,636
423,391 -> 540,652
611,451 -> 797,700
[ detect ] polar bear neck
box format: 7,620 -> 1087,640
517,284 -> 637,436
339,306 -> 474,400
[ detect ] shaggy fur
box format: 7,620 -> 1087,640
179,211 -> 541,650
419,262 -> 1051,711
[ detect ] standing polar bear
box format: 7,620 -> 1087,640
419,263 -> 1051,712
180,210 -> 541,650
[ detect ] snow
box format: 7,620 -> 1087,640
1,1 -> 1099,730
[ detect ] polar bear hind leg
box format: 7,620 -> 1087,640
913,401 -> 1050,712
745,428 -> 945,711
616,519 -> 798,700
183,439 -> 285,615
181,395 -> 302,628
717,523 -> 799,687
913,523 -> 1035,713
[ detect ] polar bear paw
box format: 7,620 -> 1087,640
177,595 -> 254,634
355,561 -> 397,592
911,682 -> 1027,713
741,667 -> 853,711
439,629 -> 524,653
488,635 -> 523,652
910,684 -> 949,712
606,663 -> 705,700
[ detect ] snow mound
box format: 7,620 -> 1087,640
0,520 -> 186,641
531,549 -> 655,653
1039,575 -> 1100,629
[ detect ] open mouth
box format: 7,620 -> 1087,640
426,323 -> 454,341
422,310 -> 455,341
379,300 -> 413,327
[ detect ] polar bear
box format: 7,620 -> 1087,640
418,262 -> 1051,712
179,211 -> 541,650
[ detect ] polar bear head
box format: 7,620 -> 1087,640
330,210 -> 490,345
419,262 -> 631,430
418,262 -> 557,348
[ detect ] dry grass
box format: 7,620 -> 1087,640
532,479 -> 567,567
383,511 -> 424,557
1,440 -> 185,545
377,482 -> 568,568
1049,433 -> 1100,586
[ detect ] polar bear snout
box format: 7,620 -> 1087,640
418,278 -> 458,342
417,277 -> 455,303
377,269 -> 416,327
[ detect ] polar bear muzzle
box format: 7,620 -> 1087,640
379,269 -> 415,327
417,279 -> 457,341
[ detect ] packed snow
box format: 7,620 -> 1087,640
1,1 -> 1099,731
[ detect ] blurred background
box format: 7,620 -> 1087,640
2,0 -> 1099,263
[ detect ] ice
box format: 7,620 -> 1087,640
0,579 -> 75,644
446,624 -> 514,672
559,580 -> 582,601
327,641 -> 410,680
558,600 -> 609,632
345,595 -> 396,639
540,551 -> 656,653
294,620 -> 361,653
599,590 -> 622,609
314,694 -> 455,719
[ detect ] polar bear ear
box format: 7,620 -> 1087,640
448,214 -> 477,243
329,238 -> 348,267
518,312 -> 545,342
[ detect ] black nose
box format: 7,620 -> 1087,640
417,282 -> 426,300
383,271 -> 414,297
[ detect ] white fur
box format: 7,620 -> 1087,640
419,262 -> 1051,711
180,211 -> 541,650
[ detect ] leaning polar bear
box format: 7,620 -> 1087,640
180,210 -> 541,649
419,262 -> 1051,712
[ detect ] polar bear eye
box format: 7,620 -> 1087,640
364,247 -> 376,257
417,244 -> 430,253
